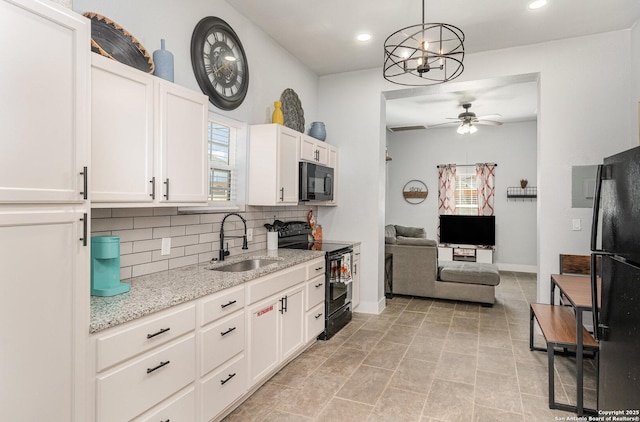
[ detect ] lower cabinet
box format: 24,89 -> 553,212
248,283 -> 305,385
90,259 -> 325,422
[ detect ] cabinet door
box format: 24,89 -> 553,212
300,136 -> 328,165
0,0 -> 89,203
248,297 -> 280,385
91,55 -> 154,203
280,285 -> 305,361
0,210 -> 88,421
352,246 -> 361,309
276,128 -> 300,204
157,82 -> 208,204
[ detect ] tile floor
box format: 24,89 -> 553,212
223,272 -> 597,421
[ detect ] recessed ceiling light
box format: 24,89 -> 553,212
528,0 -> 547,10
356,33 -> 371,42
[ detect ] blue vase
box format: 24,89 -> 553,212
153,39 -> 174,82
309,122 -> 326,141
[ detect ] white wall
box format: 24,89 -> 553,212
72,0 -> 320,126
386,121 -> 537,272
319,29 -> 638,312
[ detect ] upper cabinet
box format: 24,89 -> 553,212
0,0 -> 89,204
300,135 -> 328,165
248,124 -> 300,206
90,54 -> 208,207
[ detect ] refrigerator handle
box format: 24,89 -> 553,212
590,164 -> 604,251
590,254 -> 600,341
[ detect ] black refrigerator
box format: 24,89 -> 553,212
591,145 -> 640,411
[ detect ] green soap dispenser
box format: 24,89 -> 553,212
91,236 -> 129,296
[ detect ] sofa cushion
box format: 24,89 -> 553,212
385,225 -> 397,244
397,236 -> 437,247
439,261 -> 501,286
395,225 -> 426,238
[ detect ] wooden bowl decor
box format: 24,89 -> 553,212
83,12 -> 154,74
402,179 -> 428,204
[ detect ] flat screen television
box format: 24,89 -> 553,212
439,215 -> 495,246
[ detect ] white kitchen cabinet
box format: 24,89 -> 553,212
0,0 -> 89,204
90,54 -> 208,206
0,210 -> 89,422
248,124 -> 300,205
0,1 -> 90,421
91,304 -> 196,422
300,134 -> 328,165
352,244 -> 361,309
247,283 -> 305,385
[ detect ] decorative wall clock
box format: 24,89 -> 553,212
190,16 -> 249,110
402,179 -> 428,204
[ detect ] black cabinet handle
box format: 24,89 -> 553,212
279,297 -> 284,314
280,187 -> 284,202
220,372 -> 236,385
283,295 -> 288,313
220,326 -> 236,336
221,300 -> 237,309
315,313 -> 323,319
160,419 -> 170,422
79,213 -> 87,246
315,266 -> 324,271
315,282 -> 323,288
149,177 -> 156,199
163,178 -> 170,199
80,166 -> 88,199
147,327 -> 170,339
146,360 -> 170,374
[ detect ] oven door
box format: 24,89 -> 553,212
327,248 -> 352,316
299,162 -> 333,202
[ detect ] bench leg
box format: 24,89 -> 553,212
548,344 -> 556,409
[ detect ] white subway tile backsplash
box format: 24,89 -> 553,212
133,238 -> 163,253
134,216 -> 171,229
112,208 -> 154,218
91,205 -> 317,280
185,223 -> 213,235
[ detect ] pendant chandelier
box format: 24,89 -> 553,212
383,0 -> 465,86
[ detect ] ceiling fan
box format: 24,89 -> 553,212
433,103 -> 503,134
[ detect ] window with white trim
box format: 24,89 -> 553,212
208,119 -> 236,203
455,173 -> 478,215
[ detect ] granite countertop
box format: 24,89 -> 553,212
90,248 -> 326,334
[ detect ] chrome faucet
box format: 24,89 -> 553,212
219,212 -> 248,261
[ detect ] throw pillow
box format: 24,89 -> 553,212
395,225 -> 426,238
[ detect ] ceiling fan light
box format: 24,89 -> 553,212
528,0 -> 547,10
469,124 -> 478,134
457,124 -> 466,135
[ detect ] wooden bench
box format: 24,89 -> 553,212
529,303 -> 599,413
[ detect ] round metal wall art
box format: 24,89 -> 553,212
403,180 -> 428,204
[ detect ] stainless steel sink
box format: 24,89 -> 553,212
211,258 -> 280,272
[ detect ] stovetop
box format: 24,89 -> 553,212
276,221 -> 352,254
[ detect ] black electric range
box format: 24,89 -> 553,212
276,221 -> 353,340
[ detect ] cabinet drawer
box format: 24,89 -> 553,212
247,264 -> 306,304
201,284 -> 245,326
133,386 -> 195,422
201,354 -> 248,422
201,311 -> 245,376
96,305 -> 196,372
305,303 -> 325,343
306,274 -> 325,310
306,257 -> 326,280
96,335 -> 196,422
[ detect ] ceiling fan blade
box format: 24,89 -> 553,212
476,114 -> 502,120
428,122 -> 458,128
475,120 -> 503,126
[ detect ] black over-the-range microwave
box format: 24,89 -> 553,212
299,162 -> 334,202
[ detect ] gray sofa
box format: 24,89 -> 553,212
385,225 -> 501,305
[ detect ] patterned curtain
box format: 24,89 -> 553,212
476,163 -> 496,216
438,164 -> 457,215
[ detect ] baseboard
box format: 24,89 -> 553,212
496,263 -> 537,273
354,296 -> 387,315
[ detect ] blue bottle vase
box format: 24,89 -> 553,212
153,39 -> 174,82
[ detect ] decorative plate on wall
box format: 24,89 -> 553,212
402,179 -> 428,204
280,88 -> 305,132
83,12 -> 154,74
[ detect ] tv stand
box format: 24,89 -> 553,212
438,245 -> 494,264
